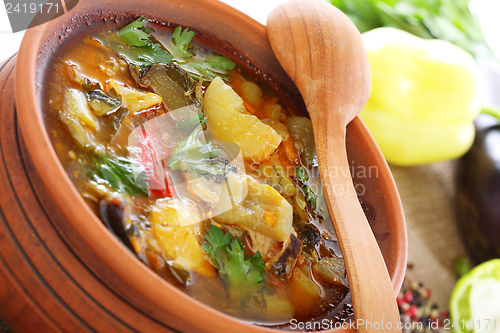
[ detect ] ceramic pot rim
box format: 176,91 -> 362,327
15,0 -> 407,332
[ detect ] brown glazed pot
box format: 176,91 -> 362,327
0,0 -> 407,332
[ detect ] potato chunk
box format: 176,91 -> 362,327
64,89 -> 97,130
212,176 -> 292,242
151,198 -> 215,276
204,77 -> 282,163
107,80 -> 162,114
289,266 -> 322,313
263,295 -> 294,320
59,113 -> 93,148
60,89 -> 97,148
185,172 -> 247,217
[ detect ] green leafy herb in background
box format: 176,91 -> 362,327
330,0 -> 495,60
93,152 -> 149,197
202,225 -> 266,304
296,166 -> 318,209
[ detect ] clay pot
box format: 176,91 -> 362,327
0,0 -> 407,332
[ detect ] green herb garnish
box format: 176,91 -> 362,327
296,166 -> 308,183
202,225 -> 266,304
167,117 -> 226,176
93,152 -> 148,197
110,17 -> 238,82
303,186 -> 318,209
177,113 -> 206,127
296,166 -> 318,209
189,54 -> 236,82
206,55 -> 237,71
172,26 -> 196,58
118,16 -> 152,47
118,43 -> 173,69
111,17 -> 237,81
109,16 -> 173,71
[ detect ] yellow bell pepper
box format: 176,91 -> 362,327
359,27 -> 481,166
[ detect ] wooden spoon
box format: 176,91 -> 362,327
267,1 -> 401,332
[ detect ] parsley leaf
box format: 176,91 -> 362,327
178,113 -> 206,127
202,225 -> 266,304
134,44 -> 172,65
120,16 -> 148,31
110,43 -> 173,70
108,16 -> 173,71
304,186 -> 318,209
201,225 -> 233,270
172,26 -> 196,58
189,54 -> 236,82
119,16 -> 152,47
296,165 -> 308,183
111,18 -> 236,81
206,55 -> 237,71
296,166 -> 318,209
93,152 -> 149,197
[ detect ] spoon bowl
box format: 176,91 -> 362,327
268,1 -> 402,332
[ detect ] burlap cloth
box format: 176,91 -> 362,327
390,161 -> 468,310
0,162 -> 465,331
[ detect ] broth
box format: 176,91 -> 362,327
44,17 -> 353,328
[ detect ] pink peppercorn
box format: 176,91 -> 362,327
426,287 -> 432,299
407,305 -> 418,318
404,290 -> 414,303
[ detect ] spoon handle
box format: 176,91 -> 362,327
315,123 -> 402,333
267,1 -> 402,331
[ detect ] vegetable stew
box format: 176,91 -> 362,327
44,17 -> 352,328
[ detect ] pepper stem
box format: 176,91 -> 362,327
481,105 -> 500,122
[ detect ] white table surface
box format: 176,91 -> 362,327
0,0 -> 292,63
1,0 -> 500,64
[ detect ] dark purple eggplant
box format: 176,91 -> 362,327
457,110 -> 500,263
99,198 -> 136,252
271,234 -> 301,276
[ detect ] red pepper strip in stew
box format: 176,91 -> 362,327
139,126 -> 175,198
